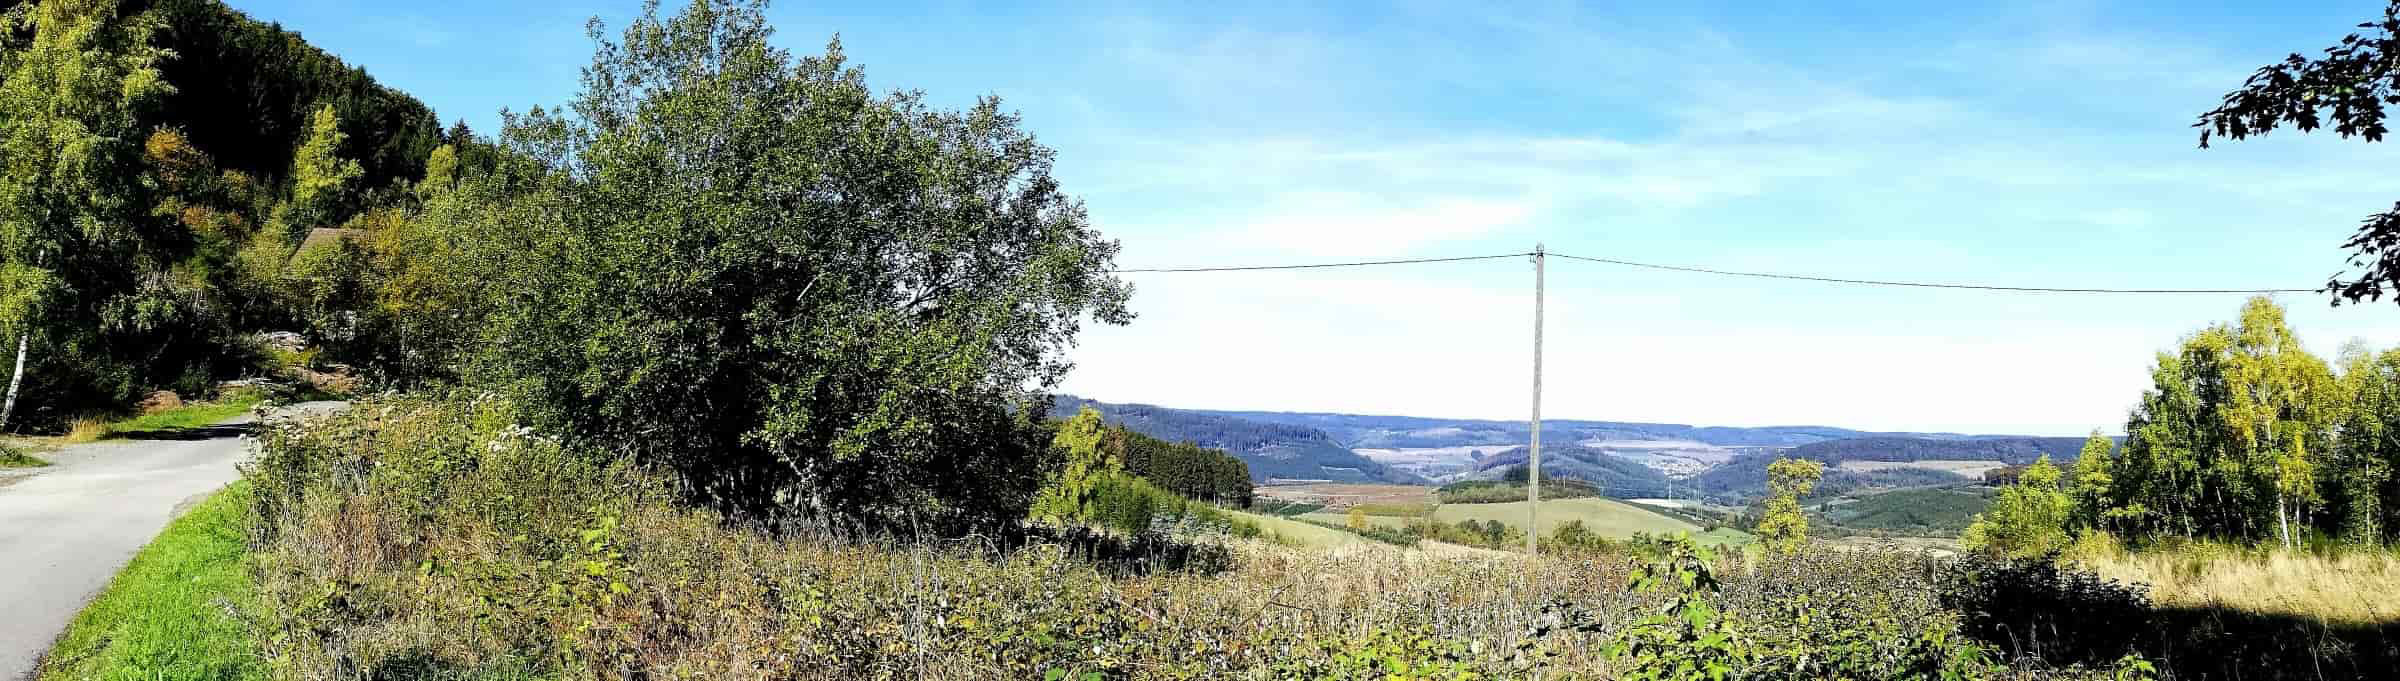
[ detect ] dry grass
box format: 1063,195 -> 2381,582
2071,541 -> 2400,625
60,417 -> 107,444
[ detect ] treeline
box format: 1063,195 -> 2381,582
2078,297 -> 2400,547
1972,297 -> 2400,554
1102,425 -> 1252,507
1436,466 -> 1601,504
1691,452 -> 1969,503
1052,396 -> 1340,452
5,0 -> 1133,534
0,0 -> 446,427
1473,445 -> 1672,496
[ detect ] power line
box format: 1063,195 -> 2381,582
1113,249 -> 2322,294
1112,252 -> 1530,273
1547,252 -> 2318,294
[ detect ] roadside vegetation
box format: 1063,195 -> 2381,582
0,441 -> 44,468
59,391 -> 264,443
35,484 -> 260,681
10,0 -> 2400,678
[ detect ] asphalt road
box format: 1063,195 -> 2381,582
0,401 -> 343,680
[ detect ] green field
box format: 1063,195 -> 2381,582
1305,498 -> 1751,547
1227,509 -> 1382,549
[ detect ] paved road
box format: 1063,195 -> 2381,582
0,401 -> 343,680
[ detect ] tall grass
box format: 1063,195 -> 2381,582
2069,534 -> 2400,625
234,396 -> 2154,679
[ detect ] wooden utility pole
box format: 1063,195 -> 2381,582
1527,244 -> 1544,554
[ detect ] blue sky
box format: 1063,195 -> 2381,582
229,0 -> 2400,435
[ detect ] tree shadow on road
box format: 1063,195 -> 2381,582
110,424 -> 256,441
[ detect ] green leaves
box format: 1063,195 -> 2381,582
412,0 -> 1133,532
1755,458 -> 1822,554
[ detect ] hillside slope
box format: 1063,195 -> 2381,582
1689,436 -> 2086,503
1467,445 -> 1674,497
1050,397 -> 1421,484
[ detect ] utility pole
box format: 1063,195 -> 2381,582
1527,244 -> 1544,554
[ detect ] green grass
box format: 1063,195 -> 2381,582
1433,497 -> 1748,545
77,394 -> 262,441
0,445 -> 46,468
38,482 -> 261,681
1226,509 -> 1382,549
1301,499 -> 1753,547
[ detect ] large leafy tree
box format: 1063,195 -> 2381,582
2085,297 -> 2357,545
451,0 -> 1131,532
0,0 -> 173,428
2198,0 -> 2400,304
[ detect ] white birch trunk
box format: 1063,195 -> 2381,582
0,333 -> 25,433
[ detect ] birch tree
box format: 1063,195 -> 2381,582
0,0 -> 172,429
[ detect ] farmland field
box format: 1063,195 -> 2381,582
1225,510 -> 1382,548
1837,458 -> 2008,478
1252,483 -> 1436,510
1306,496 -> 1751,546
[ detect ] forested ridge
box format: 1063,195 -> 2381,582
0,0 -> 448,428
1053,395 -> 1419,483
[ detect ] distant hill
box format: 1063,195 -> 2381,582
1049,397 -> 1422,484
1182,408 -> 2055,450
1782,436 -> 2090,464
1688,436 -> 2087,503
1464,445 -> 1674,498
1820,487 -> 1993,538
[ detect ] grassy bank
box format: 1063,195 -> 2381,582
63,394 -> 262,443
36,483 -> 260,680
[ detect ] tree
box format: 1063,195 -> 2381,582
1754,457 -> 1821,554
454,0 -> 1131,533
1963,456 -> 2072,559
0,0 -> 173,429
1346,506 -> 1369,531
1032,408 -> 1115,524
2087,297 -> 2359,546
277,104 -> 362,235
2221,298 -> 2339,549
2196,0 -> 2400,304
2067,431 -> 2116,533
2332,343 -> 2400,543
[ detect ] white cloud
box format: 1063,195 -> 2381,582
1049,4 -> 2400,434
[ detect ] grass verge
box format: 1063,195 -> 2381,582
0,444 -> 46,468
63,394 -> 262,443
36,483 -> 261,681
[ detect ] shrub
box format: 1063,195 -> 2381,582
1938,554 -> 2156,666
1962,456 -> 2072,559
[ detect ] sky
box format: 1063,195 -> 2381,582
229,0 -> 2400,436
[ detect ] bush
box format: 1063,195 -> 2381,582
1937,554 -> 2156,666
